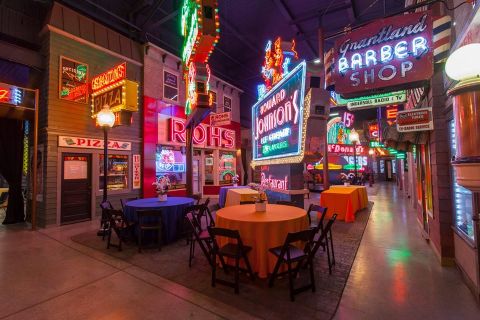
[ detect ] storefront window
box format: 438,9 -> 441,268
449,121 -> 474,240
219,151 -> 236,185
223,95 -> 232,112
205,150 -> 214,185
156,146 -> 186,189
163,70 -> 178,102
99,154 -> 128,191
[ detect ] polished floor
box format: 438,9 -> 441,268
0,183 -> 479,319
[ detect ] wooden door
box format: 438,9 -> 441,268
61,153 -> 92,224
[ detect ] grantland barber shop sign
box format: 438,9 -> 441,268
252,61 -> 306,161
333,12 -> 433,97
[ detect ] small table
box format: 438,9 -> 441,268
124,197 -> 195,244
321,186 -> 369,222
218,186 -> 248,208
225,188 -> 259,207
216,204 -> 308,278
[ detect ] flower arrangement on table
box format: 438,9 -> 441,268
232,174 -> 240,186
248,183 -> 268,211
153,176 -> 171,201
339,172 -> 355,185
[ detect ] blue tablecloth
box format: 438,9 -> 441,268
218,186 -> 249,208
124,197 -> 195,244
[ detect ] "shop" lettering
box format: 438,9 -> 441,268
168,118 -> 235,149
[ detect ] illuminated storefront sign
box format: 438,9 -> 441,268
370,141 -> 385,148
252,61 -> 308,163
327,116 -> 353,144
167,117 -> 235,149
328,144 -> 365,155
386,105 -> 399,125
369,123 -> 379,140
396,107 -> 433,132
331,90 -> 407,108
90,62 -> 138,119
58,136 -> 132,150
343,155 -> 367,170
332,12 -> 433,96
59,56 -> 88,103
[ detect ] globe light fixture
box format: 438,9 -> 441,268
446,43 -> 480,92
96,106 -> 115,127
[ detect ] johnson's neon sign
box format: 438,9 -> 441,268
168,118 -> 235,149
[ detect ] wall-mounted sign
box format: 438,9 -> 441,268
259,164 -> 304,190
133,154 -> 141,189
385,105 -> 399,125
91,62 -> 126,92
328,144 -> 366,155
210,111 -> 231,126
58,136 -> 132,151
368,123 -> 379,140
0,82 -> 36,109
347,91 -> 406,110
333,12 -> 433,97
59,56 -> 88,103
252,61 -> 308,163
164,117 -> 235,149
90,80 -> 138,118
370,141 -> 385,148
396,107 -> 433,132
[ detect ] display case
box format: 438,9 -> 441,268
99,154 -> 128,191
156,146 -> 186,189
449,121 -> 475,240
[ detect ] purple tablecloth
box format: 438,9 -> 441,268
124,197 -> 195,243
218,186 -> 249,208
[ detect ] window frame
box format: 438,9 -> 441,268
163,68 -> 179,104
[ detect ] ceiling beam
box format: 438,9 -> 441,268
220,16 -> 263,55
272,0 -> 316,57
140,0 -> 167,28
148,9 -> 180,29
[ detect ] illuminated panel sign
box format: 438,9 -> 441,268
386,105 -> 399,125
59,56 -> 88,103
252,61 -> 308,163
167,117 -> 235,149
332,12 -> 433,96
91,62 -> 126,92
370,141 -> 385,148
396,107 -> 433,132
369,123 -> 379,140
330,90 -> 407,109
91,79 -> 139,118
185,62 -> 212,114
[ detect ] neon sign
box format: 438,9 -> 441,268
332,12 -> 433,96
328,144 -> 365,155
91,62 -> 126,92
330,90 -> 407,109
258,37 -> 299,99
260,172 -> 288,190
168,118 -> 235,149
252,61 -> 308,163
0,85 -> 24,106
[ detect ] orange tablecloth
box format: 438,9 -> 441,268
216,204 -> 308,278
320,186 -> 369,222
224,188 -> 259,207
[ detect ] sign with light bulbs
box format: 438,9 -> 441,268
332,12 -> 434,97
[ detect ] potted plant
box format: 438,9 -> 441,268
248,183 -> 268,212
152,176 -> 171,201
339,172 -> 355,186
232,174 -> 240,187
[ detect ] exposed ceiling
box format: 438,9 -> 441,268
6,0 -> 407,124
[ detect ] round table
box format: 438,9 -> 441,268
124,197 -> 194,244
216,204 -> 308,278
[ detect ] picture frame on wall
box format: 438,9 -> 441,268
58,56 -> 89,104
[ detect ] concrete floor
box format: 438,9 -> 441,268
0,183 -> 479,319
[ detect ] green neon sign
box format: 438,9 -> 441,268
262,141 -> 289,155
181,0 -> 199,63
369,141 -> 384,148
332,90 -> 407,109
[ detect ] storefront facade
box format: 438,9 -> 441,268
37,3 -> 143,226
143,43 -> 242,198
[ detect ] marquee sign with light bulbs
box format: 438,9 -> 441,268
90,62 -> 139,125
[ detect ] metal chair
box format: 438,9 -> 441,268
137,210 -> 163,252
99,200 -> 114,240
106,209 -> 134,251
120,197 -> 138,211
309,214 -> 338,274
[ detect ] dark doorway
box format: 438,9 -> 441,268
385,160 -> 393,181
61,153 -> 92,224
